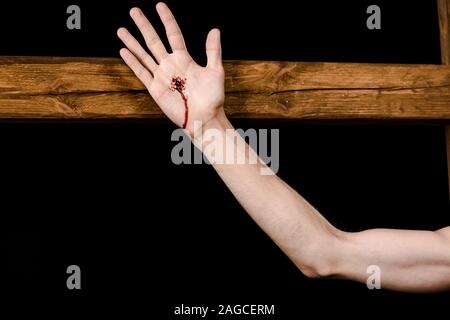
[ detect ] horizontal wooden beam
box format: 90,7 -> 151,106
0,56 -> 449,120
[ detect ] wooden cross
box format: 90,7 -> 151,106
438,0 -> 450,198
1,1 -> 449,197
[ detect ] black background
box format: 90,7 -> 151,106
0,0 -> 449,317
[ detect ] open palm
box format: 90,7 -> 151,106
117,3 -> 225,135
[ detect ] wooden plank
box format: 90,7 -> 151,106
438,0 -> 450,64
0,56 -> 449,120
447,126 -> 450,198
438,0 -> 450,198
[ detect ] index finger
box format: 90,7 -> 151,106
156,2 -> 187,52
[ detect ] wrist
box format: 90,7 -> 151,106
203,107 -> 232,133
191,107 -> 232,147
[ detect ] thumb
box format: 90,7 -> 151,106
206,28 -> 222,69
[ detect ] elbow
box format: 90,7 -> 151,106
294,229 -> 348,279
297,256 -> 336,279
298,265 -> 331,279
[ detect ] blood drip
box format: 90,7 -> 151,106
170,76 -> 188,129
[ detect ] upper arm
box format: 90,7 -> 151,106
437,226 -> 450,240
333,227 -> 450,293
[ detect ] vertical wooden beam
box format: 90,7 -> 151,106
438,0 -> 450,65
438,0 -> 450,197
447,127 -> 450,197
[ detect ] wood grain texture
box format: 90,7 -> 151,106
438,0 -> 450,64
447,126 -> 450,198
0,56 -> 450,120
438,0 -> 450,197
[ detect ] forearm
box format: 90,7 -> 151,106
195,112 -> 450,292
195,111 -> 342,277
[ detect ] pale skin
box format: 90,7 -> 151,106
118,2 -> 450,293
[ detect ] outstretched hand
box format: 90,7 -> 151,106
117,2 -> 225,135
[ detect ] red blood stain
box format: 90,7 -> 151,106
170,76 -> 188,129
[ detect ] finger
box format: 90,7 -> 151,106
156,2 -> 187,52
117,28 -> 158,73
130,7 -> 168,63
206,29 -> 222,69
120,48 -> 154,87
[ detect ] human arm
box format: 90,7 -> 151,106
117,2 -> 450,293
201,114 -> 450,292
